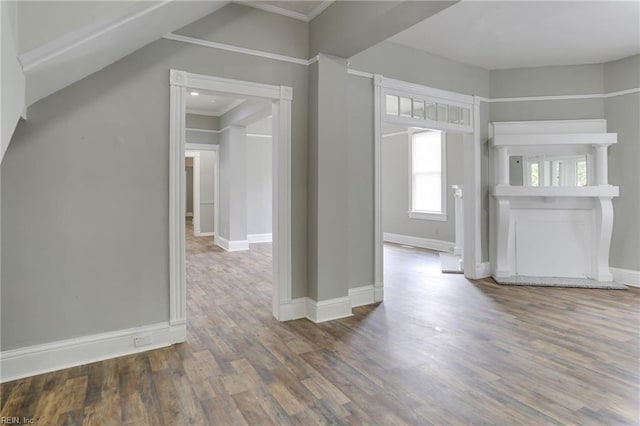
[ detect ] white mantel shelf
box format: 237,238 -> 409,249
493,185 -> 619,198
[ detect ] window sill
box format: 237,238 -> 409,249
408,211 -> 448,221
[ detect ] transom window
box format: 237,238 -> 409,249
409,130 -> 447,221
386,94 -> 471,127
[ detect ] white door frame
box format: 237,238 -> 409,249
373,75 -> 485,302
169,70 -> 293,342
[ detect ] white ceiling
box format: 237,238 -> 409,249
186,92 -> 246,117
235,0 -> 334,21
390,1 -> 640,70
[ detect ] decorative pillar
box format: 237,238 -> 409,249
452,185 -> 464,256
594,144 -> 609,185
497,146 -> 509,185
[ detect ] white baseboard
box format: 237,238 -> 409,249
306,297 -> 353,322
215,236 -> 249,251
278,298 -> 308,321
0,322 -> 183,383
475,262 -> 491,278
247,233 -> 272,243
611,267 -> 640,287
282,296 -> 354,323
383,232 -> 454,253
194,231 -> 215,237
349,285 -> 375,307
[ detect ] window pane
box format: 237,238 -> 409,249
461,108 -> 471,125
448,105 -> 460,124
386,95 -> 399,115
400,97 -> 412,117
412,132 -> 441,173
414,174 -> 442,212
425,102 -> 437,120
576,160 -> 587,186
437,104 -> 448,122
412,131 -> 443,213
529,163 -> 539,187
413,100 -> 425,119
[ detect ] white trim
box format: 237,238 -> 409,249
185,143 -> 219,151
233,0 -> 334,22
186,127 -> 218,134
611,267 -> 640,288
170,70 -> 293,326
383,232 -> 454,253
247,133 -> 272,138
349,285 -> 375,308
408,211 -> 448,221
0,322 -> 184,383
163,33 -> 310,66
248,233 -> 273,243
278,298 -> 308,321
194,231 -> 215,237
306,297 -> 353,323
307,55 -> 319,66
476,262 -> 491,278
348,68 -> 375,79
383,130 -> 409,138
234,1 -> 310,22
215,236 -> 250,252
484,87 -> 640,103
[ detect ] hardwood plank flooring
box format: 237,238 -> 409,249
1,228 -> 638,425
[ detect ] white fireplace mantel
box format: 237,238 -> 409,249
489,119 -> 619,282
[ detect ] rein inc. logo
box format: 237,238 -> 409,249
0,418 -> 36,424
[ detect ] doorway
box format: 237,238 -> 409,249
373,75 -> 482,302
168,70 -> 294,343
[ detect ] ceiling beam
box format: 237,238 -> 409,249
309,1 -> 459,58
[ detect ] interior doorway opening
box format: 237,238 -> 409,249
169,70 -> 294,343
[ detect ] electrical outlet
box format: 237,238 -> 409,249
134,335 -> 152,347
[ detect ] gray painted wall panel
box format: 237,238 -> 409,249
246,136 -> 272,235
199,151 -> 216,234
347,75 -> 374,289
2,28 -> 308,349
186,114 -> 219,130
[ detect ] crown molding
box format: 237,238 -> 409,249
233,0 -> 335,22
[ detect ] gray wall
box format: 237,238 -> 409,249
347,75 -> 374,289
218,127 -> 247,242
1,5 -> 309,350
199,151 -> 216,234
604,55 -> 640,271
307,54 -> 349,301
186,113 -> 219,130
246,136 -> 272,235
382,132 -> 464,243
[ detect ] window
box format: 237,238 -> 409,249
409,130 -> 447,221
524,155 -> 588,187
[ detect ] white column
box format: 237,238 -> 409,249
497,146 -> 509,185
452,185 -> 464,256
595,145 -> 609,185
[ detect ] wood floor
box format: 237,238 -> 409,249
1,228 -> 639,425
